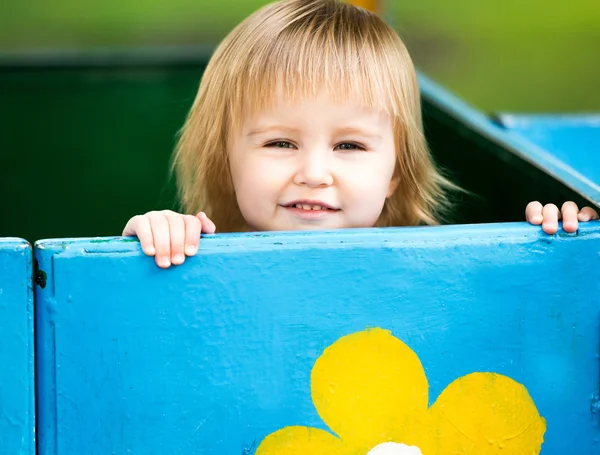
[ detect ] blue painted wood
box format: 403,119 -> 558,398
498,114 -> 600,203
35,224 -> 600,454
0,238 -> 34,455
418,75 -> 600,207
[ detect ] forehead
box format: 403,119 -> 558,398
235,78 -> 395,133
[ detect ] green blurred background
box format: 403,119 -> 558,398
1,0 -> 599,111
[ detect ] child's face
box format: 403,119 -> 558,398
229,91 -> 398,231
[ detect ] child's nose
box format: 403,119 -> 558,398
294,151 -> 333,188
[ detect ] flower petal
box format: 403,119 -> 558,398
311,328 -> 429,449
429,372 -> 546,454
255,426 -> 344,455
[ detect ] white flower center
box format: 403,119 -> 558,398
366,442 -> 423,455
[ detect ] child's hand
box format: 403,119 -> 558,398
122,210 -> 216,268
525,201 -> 598,234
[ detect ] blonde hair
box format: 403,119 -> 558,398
174,0 -> 457,231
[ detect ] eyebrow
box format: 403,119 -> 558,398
334,127 -> 382,139
247,125 -> 382,139
246,126 -> 300,137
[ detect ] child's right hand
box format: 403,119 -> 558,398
122,210 -> 216,268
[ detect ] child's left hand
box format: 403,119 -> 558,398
526,201 -> 599,234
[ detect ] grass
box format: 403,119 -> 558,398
1,0 -> 599,111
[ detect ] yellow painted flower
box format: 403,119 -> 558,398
256,328 -> 546,455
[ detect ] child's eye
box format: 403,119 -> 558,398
335,142 -> 366,151
265,141 -> 295,149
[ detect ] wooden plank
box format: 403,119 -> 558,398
498,114 -> 600,207
35,223 -> 600,454
419,74 -> 600,208
0,238 -> 34,455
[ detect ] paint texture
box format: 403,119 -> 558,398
498,114 -> 600,200
257,328 -> 546,455
34,224 -> 600,454
0,238 -> 34,455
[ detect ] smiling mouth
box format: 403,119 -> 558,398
285,203 -> 339,211
280,201 -> 340,219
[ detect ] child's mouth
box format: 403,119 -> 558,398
281,201 -> 340,220
289,203 -> 336,211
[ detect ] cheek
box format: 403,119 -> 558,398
229,149 -> 247,191
351,178 -> 390,211
230,158 -> 257,213
349,156 -> 396,198
229,152 -> 254,219
229,154 -> 287,221
232,155 -> 275,195
337,172 -> 387,224
230,150 -> 262,194
343,156 -> 395,222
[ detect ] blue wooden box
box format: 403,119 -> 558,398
30,76 -> 600,454
33,223 -> 600,454
0,238 -> 34,455
1,51 -> 599,455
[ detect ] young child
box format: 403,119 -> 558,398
123,0 -> 598,269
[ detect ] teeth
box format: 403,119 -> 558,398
292,203 -> 328,210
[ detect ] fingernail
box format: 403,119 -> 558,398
542,224 -> 556,235
185,245 -> 197,255
172,254 -> 184,264
532,215 -> 543,223
145,246 -> 155,255
159,256 -> 171,267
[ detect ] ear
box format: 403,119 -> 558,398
386,175 -> 399,198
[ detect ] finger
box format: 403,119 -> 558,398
184,215 -> 202,256
197,212 -> 217,233
560,201 -> 579,233
166,213 -> 186,265
525,201 -> 543,225
578,206 -> 600,222
148,212 -> 171,268
123,215 -> 155,256
541,203 -> 560,234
